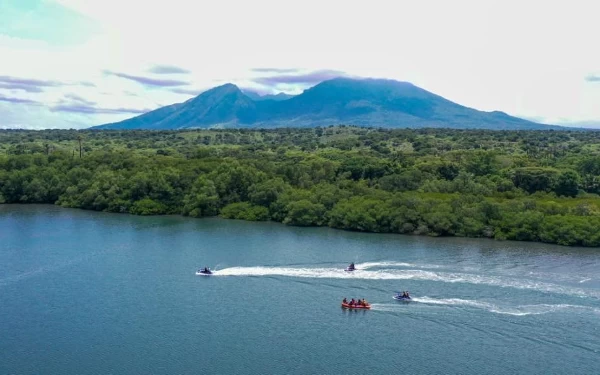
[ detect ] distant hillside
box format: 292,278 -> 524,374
94,78 -> 559,130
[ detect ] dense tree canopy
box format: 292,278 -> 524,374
1,126 -> 600,247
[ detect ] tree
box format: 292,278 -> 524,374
465,150 -> 499,176
283,200 -> 326,226
248,178 -> 289,207
182,176 -> 219,217
438,162 -> 460,180
554,170 -> 580,197
130,198 -> 167,215
512,167 -> 559,194
220,202 -> 269,221
77,134 -> 83,159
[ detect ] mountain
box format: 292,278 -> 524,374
243,90 -> 295,101
94,78 -> 559,130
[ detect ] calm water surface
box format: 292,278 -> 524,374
1,205 -> 599,374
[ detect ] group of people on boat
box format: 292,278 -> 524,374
342,298 -> 369,307
198,267 -> 211,273
398,291 -> 410,298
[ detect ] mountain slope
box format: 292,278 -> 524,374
94,78 -> 558,130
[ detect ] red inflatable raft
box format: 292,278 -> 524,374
342,302 -> 371,310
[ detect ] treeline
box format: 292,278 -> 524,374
1,127 -> 600,247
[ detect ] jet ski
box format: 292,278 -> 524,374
196,268 -> 213,276
344,263 -> 356,272
393,292 -> 411,301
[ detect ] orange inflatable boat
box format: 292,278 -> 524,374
341,302 -> 371,309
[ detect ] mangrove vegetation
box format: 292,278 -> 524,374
1,127 -> 600,246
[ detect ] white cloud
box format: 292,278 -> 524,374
0,0 -> 598,128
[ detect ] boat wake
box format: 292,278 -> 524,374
356,261 -> 444,270
373,297 -> 600,316
214,265 -> 600,299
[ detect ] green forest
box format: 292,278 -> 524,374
1,127 -> 600,247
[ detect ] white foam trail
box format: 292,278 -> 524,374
412,296 -> 491,308
369,303 -> 408,312
357,261 -> 443,269
214,266 -> 600,299
387,297 -> 600,316
516,270 -> 596,284
488,304 -> 600,316
216,266 -> 352,279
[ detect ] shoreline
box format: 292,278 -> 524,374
3,203 -> 599,249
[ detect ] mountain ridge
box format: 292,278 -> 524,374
93,78 -> 561,130
242,90 -> 295,101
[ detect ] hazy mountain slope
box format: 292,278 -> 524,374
97,84 -> 257,129
95,102 -> 182,130
94,78 -> 557,130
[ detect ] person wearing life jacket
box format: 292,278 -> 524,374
350,298 -> 355,306
361,298 -> 368,306
343,298 -> 348,304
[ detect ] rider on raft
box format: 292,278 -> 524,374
343,298 -> 368,306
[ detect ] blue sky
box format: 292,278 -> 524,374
1,0 -> 599,129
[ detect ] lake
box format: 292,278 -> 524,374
1,205 -> 599,374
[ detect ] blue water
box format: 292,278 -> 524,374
1,205 -> 599,374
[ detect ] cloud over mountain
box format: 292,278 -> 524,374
147,65 -> 191,75
252,69 -> 347,88
103,70 -> 190,87
171,88 -> 206,96
51,92 -> 151,115
252,68 -> 299,74
51,104 -> 150,115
